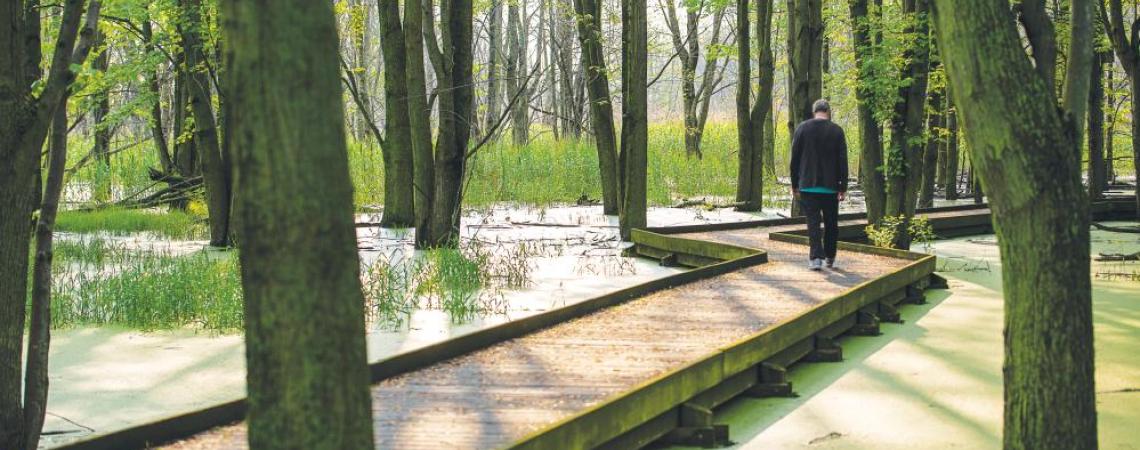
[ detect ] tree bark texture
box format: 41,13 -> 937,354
221,1 -> 376,448
620,0 -> 648,240
933,2 -> 1097,448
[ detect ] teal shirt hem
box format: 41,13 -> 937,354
800,186 -> 838,194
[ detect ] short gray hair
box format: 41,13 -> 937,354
812,99 -> 831,114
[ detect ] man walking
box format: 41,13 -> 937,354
790,99 -> 848,271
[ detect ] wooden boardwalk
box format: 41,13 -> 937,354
157,226 -> 932,449
65,200 -> 1139,450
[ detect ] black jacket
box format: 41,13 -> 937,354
790,118 -> 849,192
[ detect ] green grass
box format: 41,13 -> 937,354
44,240 -> 243,332
346,121 -> 793,209
55,208 -> 208,240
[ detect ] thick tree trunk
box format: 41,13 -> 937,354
574,0 -> 620,214
427,0 -> 476,247
933,2 -> 1097,449
849,0 -> 885,223
620,0 -> 648,240
182,0 -> 231,246
220,2 -> 375,448
884,0 -> 931,249
1088,52 -> 1107,200
404,0 -> 436,248
1132,77 -> 1140,216
378,0 -> 416,227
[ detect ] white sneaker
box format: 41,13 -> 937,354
825,258 -> 835,268
809,258 -> 823,271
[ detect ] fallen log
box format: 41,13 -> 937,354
1095,251 -> 1140,261
1091,222 -> 1140,234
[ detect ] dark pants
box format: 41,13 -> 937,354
799,192 -> 839,261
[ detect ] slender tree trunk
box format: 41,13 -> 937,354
1106,65 -> 1116,184
556,0 -> 580,138
378,0 -> 416,227
884,0 -> 931,249
221,2 -> 375,448
933,1 -> 1097,448
427,0 -> 476,246
507,1 -> 528,145
24,96 -> 69,450
405,0 -> 436,248
182,0 -> 231,246
92,30 -> 111,168
1089,52 -> 1107,200
0,2 -> 100,447
787,0 -> 821,217
485,0 -> 503,134
143,19 -> 174,174
736,0 -> 773,212
574,0 -> 620,214
620,0 -> 648,240
918,86 -> 942,208
849,0 -> 885,222
943,97 -> 960,200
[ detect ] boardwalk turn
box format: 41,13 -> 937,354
67,201 -> 1140,450
157,229 -> 922,449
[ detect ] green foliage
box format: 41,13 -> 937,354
865,214 -> 935,250
55,208 -> 208,240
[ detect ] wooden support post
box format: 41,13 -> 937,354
850,309 -> 881,336
928,273 -> 949,289
746,362 -> 796,398
905,284 -> 927,305
660,253 -> 679,267
878,301 -> 903,323
660,403 -> 730,448
804,335 -> 843,362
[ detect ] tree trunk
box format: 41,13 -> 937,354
24,96 -> 69,450
405,0 -> 436,248
427,0 -> 476,247
1088,52 -> 1107,200
556,0 -> 581,138
884,0 -> 931,249
933,2 -> 1097,448
92,30 -> 112,201
736,0 -> 773,212
1132,75 -> 1140,216
143,19 -> 174,174
221,2 -> 375,448
849,0 -> 885,222
507,1 -> 529,146
182,0 -> 231,247
943,97 -> 960,200
574,0 -> 620,214
485,0 -> 503,135
1,1 -> 99,447
786,0 -> 821,217
918,86 -> 942,208
620,0 -> 648,240
378,0 -> 416,227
